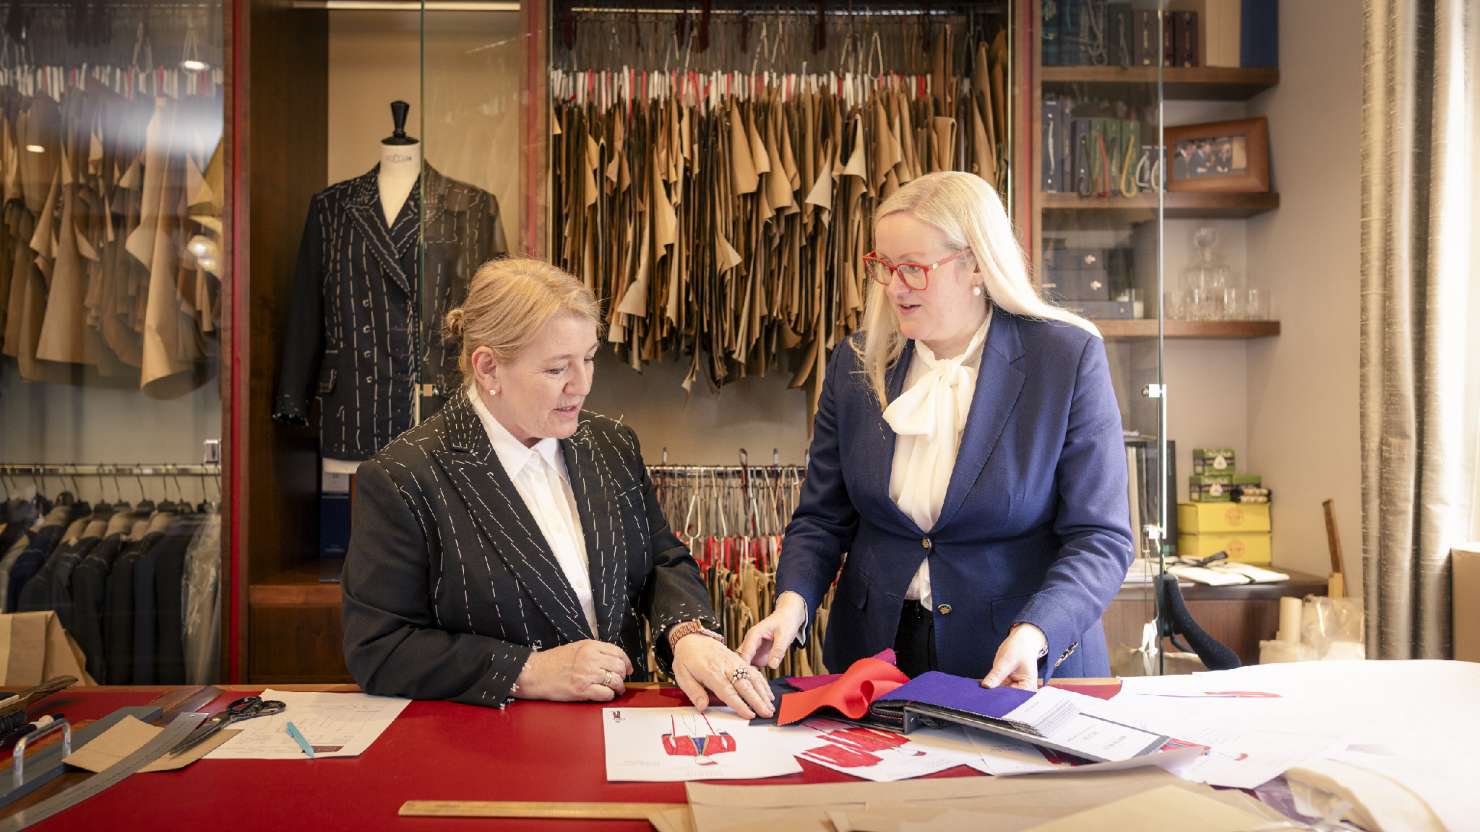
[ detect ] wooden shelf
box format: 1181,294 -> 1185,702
1041,65 -> 1280,100
251,562 -> 343,606
1095,319 -> 1281,340
1042,191 -> 1280,221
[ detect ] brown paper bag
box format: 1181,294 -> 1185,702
0,611 -> 96,687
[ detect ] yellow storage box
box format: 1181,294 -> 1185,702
1178,501 -> 1271,534
1177,532 -> 1272,566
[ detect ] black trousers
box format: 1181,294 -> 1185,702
893,601 -> 939,678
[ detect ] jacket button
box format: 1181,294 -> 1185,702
362,350 -> 371,358
937,604 -> 952,615
362,325 -> 371,333
363,298 -> 372,307
921,537 -> 932,550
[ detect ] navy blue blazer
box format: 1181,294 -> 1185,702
776,309 -> 1133,681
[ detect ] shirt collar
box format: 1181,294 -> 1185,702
466,386 -> 567,481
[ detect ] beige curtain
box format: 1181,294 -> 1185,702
1361,0 -> 1480,658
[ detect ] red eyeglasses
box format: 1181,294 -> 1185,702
861,249 -> 970,291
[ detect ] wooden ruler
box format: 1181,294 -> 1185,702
1322,499 -> 1346,598
399,800 -> 678,819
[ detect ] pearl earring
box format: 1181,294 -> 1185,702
488,387 -> 499,397
972,285 -> 984,297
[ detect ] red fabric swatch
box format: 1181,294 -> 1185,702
777,657 -> 910,726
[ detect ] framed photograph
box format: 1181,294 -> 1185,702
1165,117 -> 1271,193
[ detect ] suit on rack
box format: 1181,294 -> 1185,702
776,311 -> 1134,682
102,514 -> 170,684
69,517 -> 133,682
5,511 -> 66,612
341,393 -> 717,706
272,166 -> 509,460
151,513 -> 204,684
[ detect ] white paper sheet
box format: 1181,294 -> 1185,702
205,689 -> 410,759
791,719 -> 983,782
1108,661 -> 1480,794
603,707 -> 803,782
1175,731 -> 1345,789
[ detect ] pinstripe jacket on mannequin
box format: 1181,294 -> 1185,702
341,392 -> 718,706
272,166 -> 508,460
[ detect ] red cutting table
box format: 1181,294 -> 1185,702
4,681 -> 1121,831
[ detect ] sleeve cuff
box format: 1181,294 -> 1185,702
452,642 -> 534,708
271,397 -> 310,426
794,598 -> 811,648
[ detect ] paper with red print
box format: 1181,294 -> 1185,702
792,718 -> 984,782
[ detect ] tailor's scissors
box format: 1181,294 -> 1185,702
168,695 -> 286,756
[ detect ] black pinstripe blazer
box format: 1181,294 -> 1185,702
341,392 -> 718,707
272,166 -> 508,460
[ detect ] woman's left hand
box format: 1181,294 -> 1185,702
671,635 -> 776,719
981,623 -> 1048,691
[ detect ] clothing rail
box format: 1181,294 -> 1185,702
565,6 -> 987,16
651,447 -> 808,469
0,463 -> 221,477
647,465 -> 807,476
0,1 -> 220,7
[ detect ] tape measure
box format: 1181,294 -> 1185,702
0,712 -> 206,831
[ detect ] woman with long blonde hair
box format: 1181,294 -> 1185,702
740,172 -> 1132,688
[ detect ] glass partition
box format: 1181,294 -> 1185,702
0,0 -> 227,684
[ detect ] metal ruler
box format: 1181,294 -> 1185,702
0,712 -> 205,831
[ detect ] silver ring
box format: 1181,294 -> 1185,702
730,667 -> 751,686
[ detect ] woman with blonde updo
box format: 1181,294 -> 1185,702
342,258 -> 774,717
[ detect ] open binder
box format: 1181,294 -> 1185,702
779,660 -> 1169,764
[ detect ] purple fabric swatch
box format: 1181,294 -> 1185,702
875,671 -> 1036,717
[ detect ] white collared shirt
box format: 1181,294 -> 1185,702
883,312 -> 992,609
467,387 -> 599,636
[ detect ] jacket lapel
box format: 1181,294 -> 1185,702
431,394 -> 594,644
936,309 -> 1027,529
348,167 -> 416,295
560,419 -> 630,643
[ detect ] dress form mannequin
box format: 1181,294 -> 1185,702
324,101 -> 423,479
378,100 -> 421,226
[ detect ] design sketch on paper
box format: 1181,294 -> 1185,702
603,707 -> 802,781
661,713 -> 736,764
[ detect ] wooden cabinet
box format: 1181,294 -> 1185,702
249,566 -> 350,683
